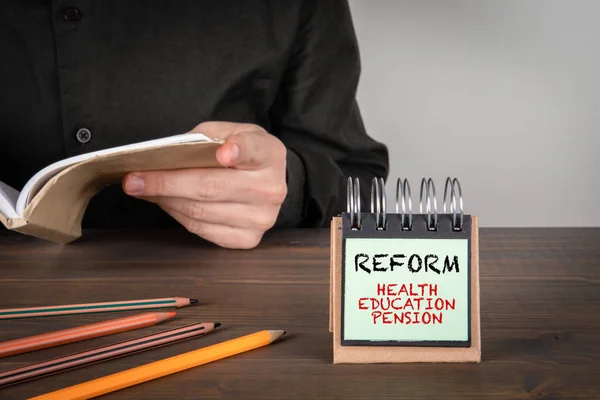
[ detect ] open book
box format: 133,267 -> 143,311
0,133 -> 223,243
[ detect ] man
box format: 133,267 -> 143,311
0,0 -> 389,248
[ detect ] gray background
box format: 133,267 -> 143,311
347,0 -> 599,227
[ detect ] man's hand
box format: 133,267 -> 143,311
122,122 -> 287,249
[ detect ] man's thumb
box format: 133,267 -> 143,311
216,131 -> 270,170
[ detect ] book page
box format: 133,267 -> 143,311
15,133 -> 216,216
0,180 -> 20,218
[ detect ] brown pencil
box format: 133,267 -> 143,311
0,312 -> 176,358
0,322 -> 220,388
0,297 -> 196,320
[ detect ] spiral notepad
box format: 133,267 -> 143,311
329,177 -> 481,364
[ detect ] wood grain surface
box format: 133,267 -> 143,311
0,227 -> 599,399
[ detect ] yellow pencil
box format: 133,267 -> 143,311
29,329 -> 286,400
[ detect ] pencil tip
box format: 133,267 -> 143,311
189,299 -> 198,304
268,330 -> 286,342
214,322 -> 221,328
156,311 -> 177,322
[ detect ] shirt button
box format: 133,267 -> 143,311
76,128 -> 92,144
63,7 -> 81,21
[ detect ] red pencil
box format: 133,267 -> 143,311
0,312 -> 176,358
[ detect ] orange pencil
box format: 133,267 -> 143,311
0,312 -> 176,358
31,329 -> 286,400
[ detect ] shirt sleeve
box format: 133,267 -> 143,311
271,0 -> 390,228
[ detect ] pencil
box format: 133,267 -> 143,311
0,312 -> 176,358
0,322 -> 220,388
0,297 -> 197,320
30,329 -> 286,400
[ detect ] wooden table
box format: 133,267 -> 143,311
0,228 -> 599,399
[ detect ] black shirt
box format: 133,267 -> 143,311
0,0 -> 389,230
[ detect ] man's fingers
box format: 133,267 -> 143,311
123,168 -> 286,205
155,197 -> 278,231
163,205 -> 264,250
123,168 -> 237,201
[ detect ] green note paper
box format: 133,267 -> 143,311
342,237 -> 470,346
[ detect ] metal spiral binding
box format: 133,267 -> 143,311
419,178 -> 438,231
395,178 -> 412,230
346,177 -> 361,230
346,176 -> 465,233
370,177 -> 386,230
443,177 -> 464,231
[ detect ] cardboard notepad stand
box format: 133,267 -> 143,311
329,177 -> 481,363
